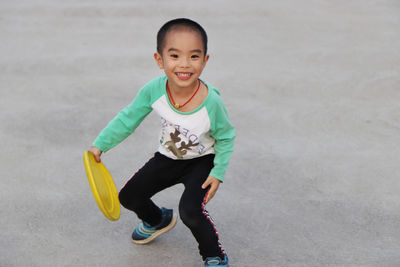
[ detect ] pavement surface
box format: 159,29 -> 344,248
1,0 -> 400,266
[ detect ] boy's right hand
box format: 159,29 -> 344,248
90,146 -> 103,162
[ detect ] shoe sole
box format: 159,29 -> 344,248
131,214 -> 178,245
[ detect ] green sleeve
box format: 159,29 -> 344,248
209,93 -> 235,182
93,85 -> 153,152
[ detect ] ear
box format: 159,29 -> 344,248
202,54 -> 210,67
154,53 -> 164,69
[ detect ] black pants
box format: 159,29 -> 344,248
118,152 -> 226,260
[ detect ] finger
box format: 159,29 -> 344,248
205,185 -> 217,204
202,179 -> 211,189
205,192 -> 211,204
94,153 -> 101,163
205,191 -> 210,204
206,190 -> 215,204
90,147 -> 102,162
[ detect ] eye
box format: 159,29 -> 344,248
191,55 -> 200,59
170,54 -> 179,58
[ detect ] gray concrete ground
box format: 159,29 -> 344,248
1,0 -> 400,266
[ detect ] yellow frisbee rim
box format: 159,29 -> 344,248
83,150 -> 120,221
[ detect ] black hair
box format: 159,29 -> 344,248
157,18 -> 208,55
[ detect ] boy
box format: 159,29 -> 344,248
90,18 -> 234,267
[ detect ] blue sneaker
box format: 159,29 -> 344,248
204,254 -> 229,267
131,207 -> 177,244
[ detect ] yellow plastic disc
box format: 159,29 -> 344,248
83,150 -> 120,221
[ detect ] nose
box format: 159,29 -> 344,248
179,57 -> 190,68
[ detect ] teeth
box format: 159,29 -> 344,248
177,73 -> 191,77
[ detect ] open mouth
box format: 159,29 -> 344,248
175,72 -> 193,80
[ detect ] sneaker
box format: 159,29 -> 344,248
131,207 -> 177,244
204,254 -> 229,267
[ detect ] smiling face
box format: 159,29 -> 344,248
154,28 -> 209,92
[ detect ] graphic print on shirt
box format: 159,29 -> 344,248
153,94 -> 215,159
164,128 -> 199,159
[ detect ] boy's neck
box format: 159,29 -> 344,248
168,79 -> 199,96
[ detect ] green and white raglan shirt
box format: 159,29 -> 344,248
93,76 -> 235,182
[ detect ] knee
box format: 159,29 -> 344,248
179,204 -> 203,229
118,187 -> 130,209
118,186 -> 140,210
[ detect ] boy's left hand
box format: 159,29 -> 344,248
201,176 -> 221,204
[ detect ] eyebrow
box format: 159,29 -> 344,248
167,48 -> 203,53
